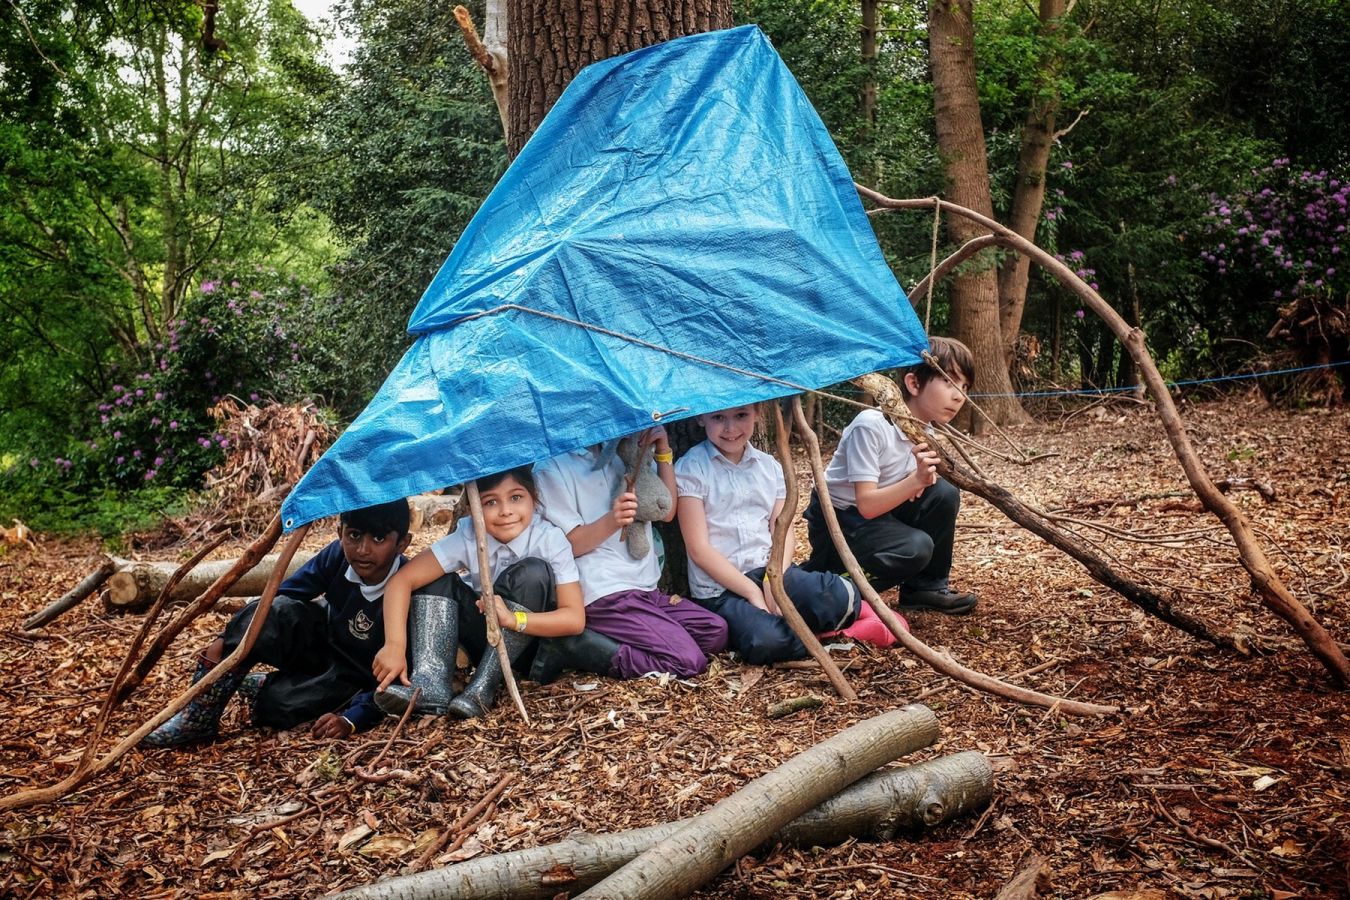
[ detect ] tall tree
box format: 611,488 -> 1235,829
503,0 -> 733,157
995,0 -> 1065,365
929,0 -> 1029,427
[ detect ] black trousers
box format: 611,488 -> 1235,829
221,596 -> 374,730
427,557 -> 556,667
803,477 -> 960,594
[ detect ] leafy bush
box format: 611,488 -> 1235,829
0,269 -> 322,533
1201,159 -> 1347,310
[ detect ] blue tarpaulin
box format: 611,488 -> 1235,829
281,25 -> 928,530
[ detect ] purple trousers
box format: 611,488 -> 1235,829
585,589 -> 728,679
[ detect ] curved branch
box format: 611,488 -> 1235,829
1,522 -> 308,812
790,398 -> 1119,717
909,233 -> 1002,306
855,186 -> 1349,686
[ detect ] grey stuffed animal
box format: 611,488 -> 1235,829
615,435 -> 673,560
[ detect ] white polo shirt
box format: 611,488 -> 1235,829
429,516 -> 579,593
675,440 -> 785,600
534,447 -> 661,605
823,408 -> 918,508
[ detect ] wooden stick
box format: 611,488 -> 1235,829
465,482 -> 529,725
766,400 -> 856,701
410,771 -> 517,874
82,533 -> 230,769
579,706 -> 940,899
0,522 -> 309,812
22,559 -> 116,630
856,186 -> 1349,686
788,397 -> 1118,718
334,752 -> 991,900
114,516 -> 283,705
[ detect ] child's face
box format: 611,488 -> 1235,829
904,368 -> 970,425
479,475 -> 535,543
338,525 -> 408,585
699,405 -> 756,460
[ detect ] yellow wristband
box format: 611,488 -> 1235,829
654,450 -> 674,464
513,609 -> 528,633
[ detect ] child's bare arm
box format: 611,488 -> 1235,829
373,551 -> 445,691
566,491 -> 637,556
677,495 -> 767,609
479,580 -> 586,637
853,443 -> 940,519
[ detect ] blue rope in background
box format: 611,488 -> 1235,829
967,359 -> 1350,399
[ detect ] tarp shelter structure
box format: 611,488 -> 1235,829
281,25 -> 930,531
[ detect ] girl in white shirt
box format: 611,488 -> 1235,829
676,404 -> 876,664
374,466 -> 584,719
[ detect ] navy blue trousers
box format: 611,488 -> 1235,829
692,564 -> 859,665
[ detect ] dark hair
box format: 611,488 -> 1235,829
476,465 -> 537,501
339,498 -> 411,538
899,336 -> 976,397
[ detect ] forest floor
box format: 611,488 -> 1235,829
1,394 -> 1347,899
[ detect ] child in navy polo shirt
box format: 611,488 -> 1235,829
142,499 -> 412,747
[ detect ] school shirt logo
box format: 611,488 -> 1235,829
348,610 -> 376,641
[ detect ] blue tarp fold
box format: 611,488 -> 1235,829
282,25 -> 927,529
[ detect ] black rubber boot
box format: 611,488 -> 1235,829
376,581 -> 460,717
445,604 -> 534,720
529,627 -> 622,685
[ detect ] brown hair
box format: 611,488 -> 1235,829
899,336 -> 975,397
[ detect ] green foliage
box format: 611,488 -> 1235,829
294,0 -> 506,415
0,0 -> 339,454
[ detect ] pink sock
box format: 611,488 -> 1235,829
842,602 -> 904,648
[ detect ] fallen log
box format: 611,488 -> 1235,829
23,559 -> 116,630
580,704 -> 939,899
336,750 -> 990,900
408,491 -> 462,533
103,550 -> 315,612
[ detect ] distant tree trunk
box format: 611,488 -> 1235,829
504,0 -> 733,158
997,0 -> 1065,366
929,0 -> 1030,429
861,0 -> 877,128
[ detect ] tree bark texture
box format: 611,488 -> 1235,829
505,0 -> 732,158
104,550 -> 316,611
928,0 -> 1029,428
333,751 -> 991,900
997,0 -> 1065,364
579,705 -> 940,899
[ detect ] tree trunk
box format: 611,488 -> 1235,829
997,0 -> 1065,366
333,751 -> 991,900
861,0 -> 878,128
929,0 -> 1030,430
504,0 -> 732,158
103,550 -> 316,611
